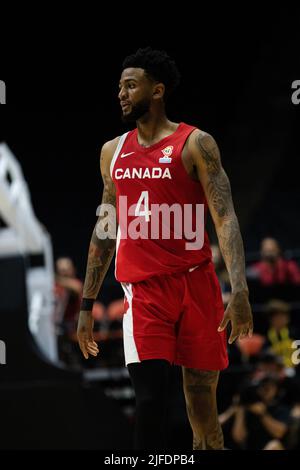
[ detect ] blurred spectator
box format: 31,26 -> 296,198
103,299 -> 124,366
92,301 -> 106,323
287,400 -> 300,449
91,299 -> 125,367
253,351 -> 285,382
54,257 -> 82,367
252,351 -> 299,408
211,244 -> 231,304
218,394 -> 241,450
264,299 -> 298,369
248,238 -> 300,286
92,301 -> 107,341
231,376 -> 291,449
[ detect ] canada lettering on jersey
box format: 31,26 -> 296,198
115,167 -> 172,180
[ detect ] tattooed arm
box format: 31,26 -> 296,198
189,130 -> 253,343
77,137 -> 119,359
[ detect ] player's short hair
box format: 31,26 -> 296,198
122,47 -> 181,98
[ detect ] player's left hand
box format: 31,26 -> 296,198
217,290 -> 253,344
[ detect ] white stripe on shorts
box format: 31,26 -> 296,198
122,282 -> 141,366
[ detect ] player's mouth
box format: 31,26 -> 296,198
121,102 -> 131,111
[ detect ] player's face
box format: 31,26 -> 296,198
119,68 -> 153,123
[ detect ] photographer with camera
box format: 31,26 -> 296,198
230,376 -> 291,449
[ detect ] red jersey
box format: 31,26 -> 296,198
111,122 -> 212,283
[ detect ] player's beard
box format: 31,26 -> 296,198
121,98 -> 151,124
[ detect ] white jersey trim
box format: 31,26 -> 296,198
110,132 -> 129,178
115,225 -> 121,279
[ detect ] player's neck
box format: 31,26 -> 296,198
136,114 -> 178,148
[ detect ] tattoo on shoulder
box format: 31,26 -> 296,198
196,132 -> 221,175
196,132 -> 232,218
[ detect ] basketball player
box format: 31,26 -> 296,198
77,47 -> 253,450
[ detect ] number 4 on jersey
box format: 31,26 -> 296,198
135,191 -> 151,222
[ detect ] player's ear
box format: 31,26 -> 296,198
153,83 -> 165,100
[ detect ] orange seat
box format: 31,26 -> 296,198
237,334 -> 265,356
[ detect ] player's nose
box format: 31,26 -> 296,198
118,87 -> 128,101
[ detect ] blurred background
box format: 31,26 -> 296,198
0,7 -> 300,450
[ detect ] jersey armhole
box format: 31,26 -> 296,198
110,132 -> 129,178
179,127 -> 199,182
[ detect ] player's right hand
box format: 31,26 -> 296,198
218,290 -> 253,344
77,311 -> 99,359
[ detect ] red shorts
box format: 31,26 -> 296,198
122,261 -> 228,370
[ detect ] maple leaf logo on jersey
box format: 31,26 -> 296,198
159,145 -> 173,163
